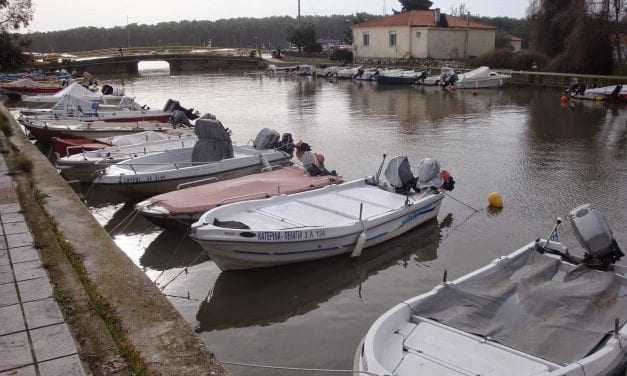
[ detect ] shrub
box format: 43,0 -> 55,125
470,49 -> 548,71
331,49 -> 353,63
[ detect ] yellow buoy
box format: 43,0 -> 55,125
488,192 -> 504,208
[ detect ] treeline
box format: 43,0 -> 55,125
25,15 -> 358,53
24,13 -> 530,53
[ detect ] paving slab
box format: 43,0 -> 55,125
38,355 -> 86,376
30,324 -> 78,363
6,233 -> 33,249
0,237 -> 6,250
23,299 -> 64,330
0,283 -> 18,308
0,265 -> 13,284
2,222 -> 27,236
0,365 -> 36,376
0,332 -> 32,371
0,251 -> 7,266
0,204 -> 21,215
8,248 -> 39,265
0,304 -> 25,336
12,261 -> 46,282
0,214 -> 24,225
17,278 -> 53,303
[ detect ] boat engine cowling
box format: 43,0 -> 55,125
253,128 -> 280,150
416,158 -> 443,189
569,204 -> 624,265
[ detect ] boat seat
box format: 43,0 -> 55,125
256,200 -> 357,227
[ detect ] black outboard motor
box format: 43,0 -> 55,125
569,204 -> 624,270
384,156 -> 418,194
610,84 -> 623,101
277,133 -> 295,155
169,110 -> 192,128
101,84 -> 114,95
253,128 -> 280,150
163,99 -> 199,121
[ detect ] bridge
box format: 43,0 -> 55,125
29,46 -> 266,75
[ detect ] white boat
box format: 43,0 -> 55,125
190,157 -> 453,271
56,130 -> 197,182
296,65 -> 315,76
315,66 -> 341,77
21,118 -> 180,143
21,82 -> 126,107
445,66 -> 510,89
353,68 -> 380,81
569,84 -> 627,102
356,204 -> 627,376
93,123 -> 293,196
335,66 -> 362,79
422,66 -> 456,86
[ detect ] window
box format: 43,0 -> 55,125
389,32 -> 397,48
416,31 -> 422,38
363,33 -> 370,47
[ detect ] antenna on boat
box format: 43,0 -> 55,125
375,154 -> 387,185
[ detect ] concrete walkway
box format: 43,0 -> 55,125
0,156 -> 86,375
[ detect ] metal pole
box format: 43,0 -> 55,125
298,0 -> 301,24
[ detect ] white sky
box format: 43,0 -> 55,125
28,0 -> 530,32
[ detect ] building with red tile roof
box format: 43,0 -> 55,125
352,9 -> 496,61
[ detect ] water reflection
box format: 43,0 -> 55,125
140,231 -> 209,271
196,220 -> 441,332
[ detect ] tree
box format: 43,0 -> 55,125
0,0 -> 33,71
399,0 -> 433,11
286,23 -> 321,53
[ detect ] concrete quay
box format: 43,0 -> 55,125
0,103 -> 226,375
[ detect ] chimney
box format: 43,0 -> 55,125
434,8 -> 441,24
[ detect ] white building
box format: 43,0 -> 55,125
352,9 -> 496,61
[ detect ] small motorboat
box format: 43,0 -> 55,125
335,66 -> 362,79
190,156 -> 454,271
568,84 -> 627,103
296,65 -> 315,76
136,165 -> 343,230
21,118 -> 181,143
443,66 -> 510,89
421,66 -> 456,86
353,68 -> 380,81
0,78 -> 68,99
376,69 -> 425,85
315,66 -> 341,78
356,204 -> 627,376
18,97 -> 193,125
56,130 -> 197,182
93,123 -> 294,197
21,82 -> 126,107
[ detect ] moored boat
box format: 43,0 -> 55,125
376,69 -> 425,85
190,156 -> 455,271
356,204 -> 627,376
56,130 -> 197,182
136,165 -> 343,230
568,84 -> 627,102
0,78 -> 69,99
93,122 -> 294,197
443,66 -> 510,89
335,66 -> 362,79
21,82 -> 126,107
353,68 -> 380,81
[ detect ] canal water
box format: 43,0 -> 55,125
83,72 -> 627,375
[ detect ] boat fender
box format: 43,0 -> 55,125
351,231 -> 367,258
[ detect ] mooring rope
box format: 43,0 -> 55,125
220,360 -> 382,376
152,228 -> 191,284
108,208 -> 139,234
159,251 -> 206,291
440,191 -> 482,213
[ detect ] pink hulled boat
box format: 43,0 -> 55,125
136,165 -> 343,230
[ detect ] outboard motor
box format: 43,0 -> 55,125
253,128 -> 280,150
277,133 -> 294,155
569,204 -> 624,269
169,110 -> 192,128
101,84 -> 114,95
610,84 -> 623,101
416,158 -> 443,190
384,156 -> 417,194
163,99 -> 199,120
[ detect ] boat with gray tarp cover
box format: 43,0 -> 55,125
356,204 -> 627,376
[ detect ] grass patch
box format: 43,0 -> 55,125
13,153 -> 33,173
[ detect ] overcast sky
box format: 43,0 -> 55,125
28,0 -> 530,32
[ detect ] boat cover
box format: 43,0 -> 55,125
103,131 -> 171,146
253,128 -> 280,150
52,83 -> 99,99
191,118 -> 234,163
462,66 -> 491,80
412,249 -> 627,365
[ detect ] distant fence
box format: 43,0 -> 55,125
508,70 -> 627,88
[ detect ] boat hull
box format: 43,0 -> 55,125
95,158 -> 293,198
194,197 -> 442,271
376,76 -> 419,85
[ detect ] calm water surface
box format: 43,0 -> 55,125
84,71 -> 627,375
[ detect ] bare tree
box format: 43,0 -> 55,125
0,0 -> 33,31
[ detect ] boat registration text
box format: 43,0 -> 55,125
257,229 -> 326,241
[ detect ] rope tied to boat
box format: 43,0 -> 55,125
220,360 -> 384,376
